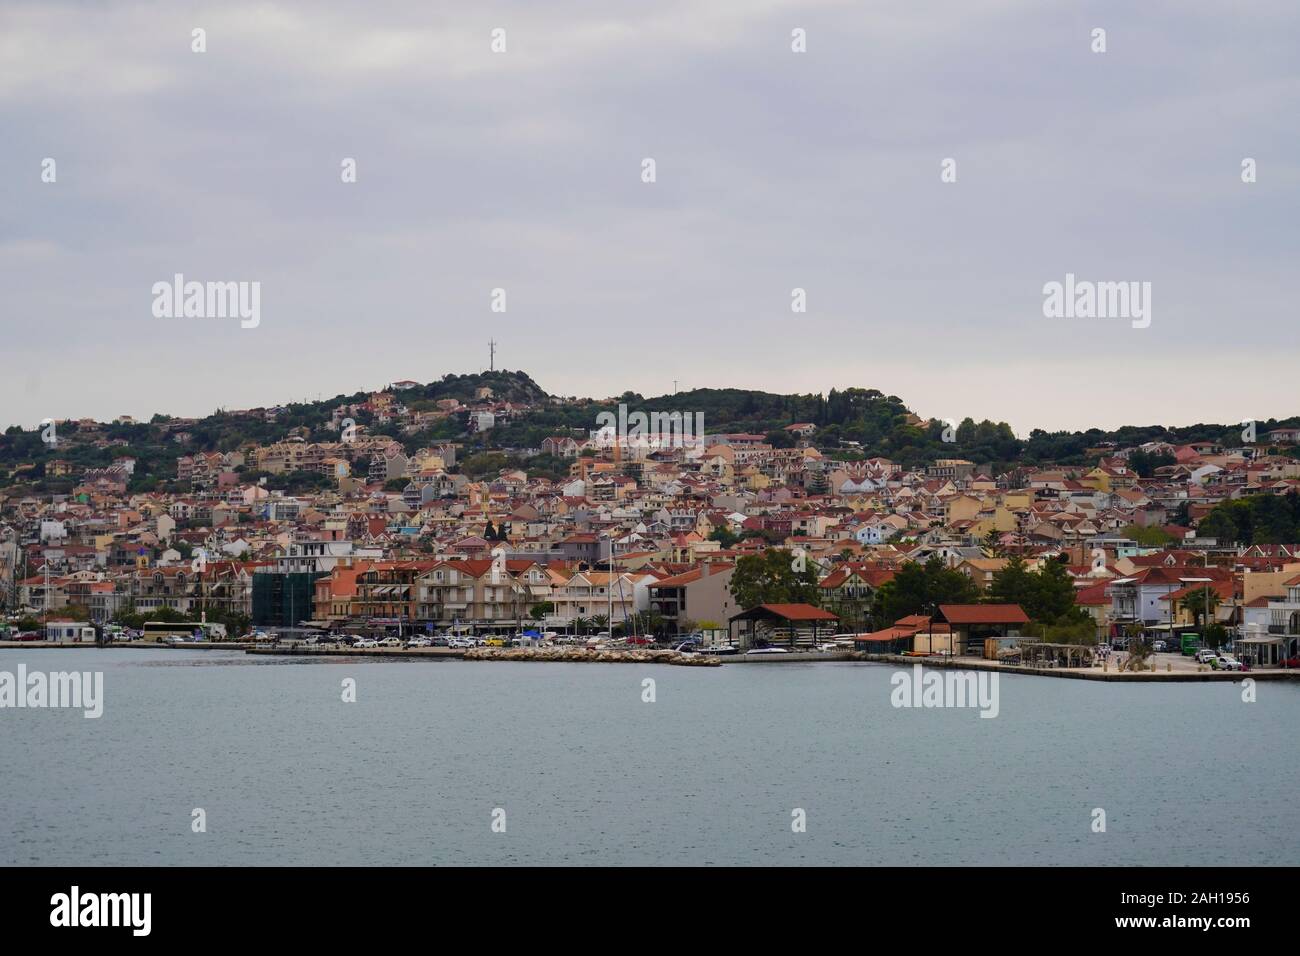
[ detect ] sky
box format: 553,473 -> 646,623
2,0 -> 1297,436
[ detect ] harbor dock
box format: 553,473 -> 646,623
4,641 -> 1297,680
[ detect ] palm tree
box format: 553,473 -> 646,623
638,610 -> 667,639
1179,588 -> 1220,629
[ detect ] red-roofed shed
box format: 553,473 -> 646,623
727,603 -> 838,650
936,604 -> 1029,655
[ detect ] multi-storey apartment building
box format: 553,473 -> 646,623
131,566 -> 200,616
415,559 -> 527,627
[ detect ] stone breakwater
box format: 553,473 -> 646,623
463,647 -> 722,666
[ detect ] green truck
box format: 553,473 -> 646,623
1180,633 -> 1201,655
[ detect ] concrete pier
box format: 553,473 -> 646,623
851,652 -> 1300,682
5,641 -> 1292,681
721,651 -> 855,663
246,644 -> 464,660
245,645 -> 721,665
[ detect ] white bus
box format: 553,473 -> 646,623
142,621 -> 228,642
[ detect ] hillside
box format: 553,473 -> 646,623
1,368 -> 1297,495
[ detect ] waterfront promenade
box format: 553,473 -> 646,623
4,641 -> 1297,681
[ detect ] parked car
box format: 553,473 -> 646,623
1152,640 -> 1167,653
448,638 -> 475,649
354,639 -> 380,648
1213,654 -> 1244,671
406,637 -> 432,648
431,637 -> 450,647
1195,649 -> 1220,665
745,646 -> 789,655
378,637 -> 402,647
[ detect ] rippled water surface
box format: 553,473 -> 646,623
1,647 -> 1295,866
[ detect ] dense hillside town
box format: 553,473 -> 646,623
3,371 -> 1300,666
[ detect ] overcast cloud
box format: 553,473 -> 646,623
2,0 -> 1297,433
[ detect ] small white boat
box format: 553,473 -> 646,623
700,644 -> 740,656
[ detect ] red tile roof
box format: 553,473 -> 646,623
1159,580 -> 1235,602
857,622 -> 951,642
1074,582 -> 1111,606
755,603 -> 839,621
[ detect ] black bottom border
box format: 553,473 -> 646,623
0,866 -> 1288,943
